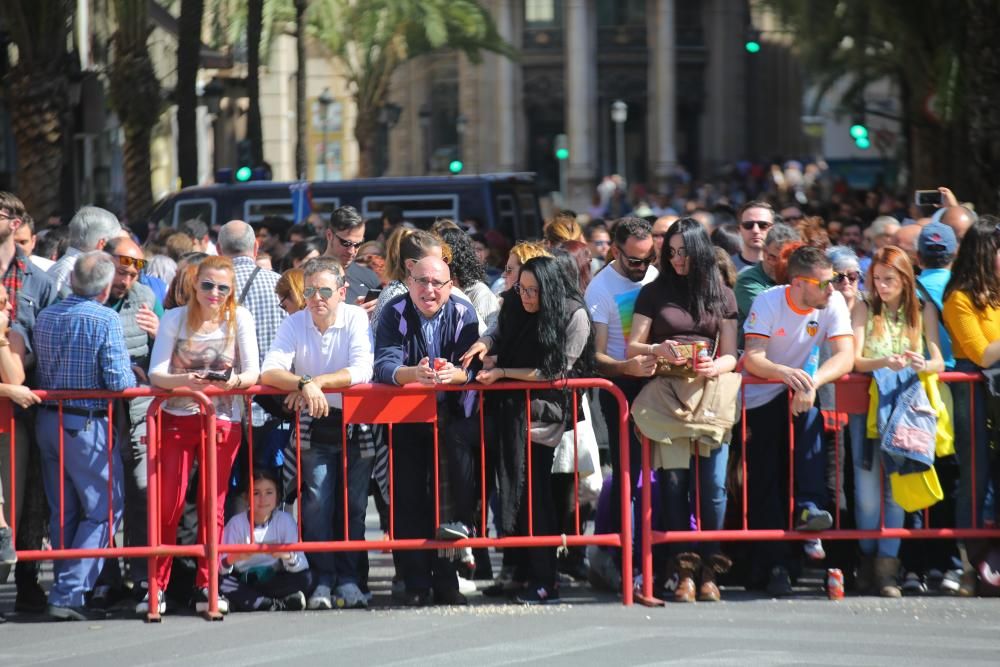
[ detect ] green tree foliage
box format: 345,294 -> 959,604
309,0 -> 515,177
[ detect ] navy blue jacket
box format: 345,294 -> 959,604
373,292 -> 482,417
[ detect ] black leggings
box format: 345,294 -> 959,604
220,569 -> 313,611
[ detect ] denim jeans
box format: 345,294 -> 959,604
951,359 -> 990,528
848,414 -> 903,557
659,444 -> 729,559
37,410 -> 124,607
300,441 -> 374,588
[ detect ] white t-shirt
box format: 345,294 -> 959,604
261,304 -> 373,410
221,509 -> 308,574
742,285 -> 852,409
584,262 -> 658,361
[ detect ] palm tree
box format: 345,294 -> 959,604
0,0 -> 73,218
295,0 -> 309,178
309,0 -> 515,177
108,0 -> 162,225
176,0 -> 205,187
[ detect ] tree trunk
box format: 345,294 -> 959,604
177,0 -> 205,187
123,124 -> 155,224
247,0 -> 264,166
5,67 -> 67,219
355,110 -> 378,179
961,0 -> 1000,211
294,0 -> 308,179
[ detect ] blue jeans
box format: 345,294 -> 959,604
660,444 -> 729,558
36,409 -> 123,607
951,360 -> 990,528
300,441 -> 375,588
848,414 -> 903,557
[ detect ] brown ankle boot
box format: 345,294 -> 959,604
698,554 -> 732,602
674,553 -> 701,603
875,557 -> 902,598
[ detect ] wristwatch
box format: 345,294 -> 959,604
297,374 -> 313,390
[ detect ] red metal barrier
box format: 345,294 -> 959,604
3,378 -> 633,620
636,370 -> 1000,606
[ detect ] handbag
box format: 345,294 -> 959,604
890,467 -> 943,512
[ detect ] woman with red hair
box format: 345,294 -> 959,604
850,245 -> 944,598
145,256 -> 260,615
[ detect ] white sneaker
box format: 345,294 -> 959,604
804,539 -> 826,561
335,582 -> 368,609
135,590 -> 166,615
457,575 -> 477,595
308,584 -> 333,610
194,587 -> 229,614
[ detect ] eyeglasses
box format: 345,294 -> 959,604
411,276 -> 452,290
115,255 -> 147,271
199,280 -> 232,295
665,247 -> 688,259
591,240 -> 610,247
740,220 -> 773,232
303,286 -> 335,299
514,283 -> 539,298
0,212 -> 19,223
616,247 -> 656,269
796,275 -> 833,290
503,265 -> 517,275
334,233 -> 364,250
833,271 -> 861,285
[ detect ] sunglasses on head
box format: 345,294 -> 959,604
740,220 -> 773,232
115,255 -> 147,271
617,247 -> 656,268
303,286 -> 336,299
198,280 -> 231,295
833,271 -> 861,285
334,233 -> 364,250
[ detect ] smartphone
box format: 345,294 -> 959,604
200,368 -> 232,382
914,190 -> 943,207
364,288 -> 383,303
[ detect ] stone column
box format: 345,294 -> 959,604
564,0 -> 597,211
649,0 -> 678,194
701,0 -> 746,175
494,0 -> 517,171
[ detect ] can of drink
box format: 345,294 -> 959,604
826,568 -> 845,600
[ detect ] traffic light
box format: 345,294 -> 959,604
849,116 -> 870,149
554,133 -> 569,161
448,159 -> 464,174
745,29 -> 761,53
236,139 -> 253,181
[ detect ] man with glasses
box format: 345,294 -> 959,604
742,246 -> 854,596
373,256 -> 483,606
0,192 -> 58,615
261,257 -> 374,610
735,222 -> 802,343
323,205 -> 380,306
583,216 -> 659,584
88,236 -> 163,607
732,200 -> 777,273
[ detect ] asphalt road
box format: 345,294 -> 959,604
2,571 -> 999,666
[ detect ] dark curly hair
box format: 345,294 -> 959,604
438,228 -> 486,288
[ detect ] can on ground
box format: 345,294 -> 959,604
827,568 -> 845,600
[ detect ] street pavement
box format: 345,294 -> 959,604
2,560 -> 999,667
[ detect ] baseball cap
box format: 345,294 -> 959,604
918,221 -> 957,258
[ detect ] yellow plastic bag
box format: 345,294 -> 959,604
890,467 -> 944,512
864,373 -> 954,457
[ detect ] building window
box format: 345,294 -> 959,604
597,0 -> 644,27
525,0 -> 560,27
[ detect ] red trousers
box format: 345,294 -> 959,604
154,414 -> 241,590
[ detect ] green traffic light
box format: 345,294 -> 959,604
849,124 -> 868,140
855,136 -> 871,150
555,148 -> 569,160
448,160 -> 464,174
745,40 -> 761,54
236,166 -> 253,182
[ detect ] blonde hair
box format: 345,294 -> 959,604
543,214 -> 582,246
509,240 -> 551,265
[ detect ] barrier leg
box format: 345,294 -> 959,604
144,408 -> 162,623
203,412 -> 223,621
615,390 -> 633,606
637,435 -> 663,607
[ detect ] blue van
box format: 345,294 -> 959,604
148,173 -> 543,242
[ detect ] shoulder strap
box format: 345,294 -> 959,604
238,266 -> 261,306
915,280 -> 941,317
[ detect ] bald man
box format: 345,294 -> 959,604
891,224 -> 922,267
373,256 -> 482,607
941,206 -> 977,241
651,214 -> 677,262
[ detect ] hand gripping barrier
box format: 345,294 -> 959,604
1,378 -> 634,622
635,371 -> 1000,606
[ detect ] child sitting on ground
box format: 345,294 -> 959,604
220,468 -> 312,611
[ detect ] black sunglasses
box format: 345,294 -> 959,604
616,246 -> 656,268
740,221 -> 773,231
334,233 -> 364,250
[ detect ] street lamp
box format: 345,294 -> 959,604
611,100 -> 628,179
418,104 -> 432,174
317,87 -> 334,180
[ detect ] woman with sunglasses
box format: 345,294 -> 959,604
471,256 -> 595,604
943,217 -> 1000,594
146,256 -> 260,615
626,217 -> 739,602
851,245 -> 944,598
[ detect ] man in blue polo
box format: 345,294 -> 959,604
34,251 -> 136,621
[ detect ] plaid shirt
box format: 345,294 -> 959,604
2,249 -> 27,321
34,295 -> 136,410
232,256 -> 285,425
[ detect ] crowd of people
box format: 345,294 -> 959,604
0,178 -> 996,623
